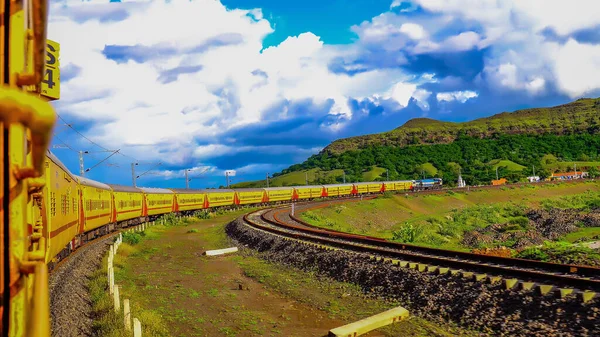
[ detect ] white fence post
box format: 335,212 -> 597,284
109,266 -> 114,294
133,318 -> 142,337
113,284 -> 120,312
124,299 -> 131,330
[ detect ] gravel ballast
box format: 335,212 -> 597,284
226,217 -> 600,337
49,236 -> 113,337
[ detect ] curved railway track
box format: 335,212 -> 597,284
242,197 -> 600,296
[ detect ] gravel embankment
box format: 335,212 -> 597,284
49,236 -> 113,337
227,218 -> 600,337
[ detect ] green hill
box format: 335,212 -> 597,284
230,166 -> 393,188
276,97 -> 600,186
324,98 -> 600,154
229,98 -> 600,188
488,160 -> 526,172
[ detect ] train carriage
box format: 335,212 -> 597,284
324,183 -> 353,198
108,184 -> 144,223
140,187 -> 175,216
293,185 -> 325,200
383,180 -> 413,192
44,152 -> 80,264
353,182 -> 385,195
234,188 -> 267,205
264,187 -> 294,203
413,178 -> 443,191
201,189 -> 236,208
170,188 -> 206,212
76,175 -> 114,236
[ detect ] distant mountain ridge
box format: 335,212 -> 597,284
322,98 -> 600,154
230,97 -> 600,188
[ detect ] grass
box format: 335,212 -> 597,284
488,159 -> 526,171
301,180 -> 600,252
102,210 -> 479,337
89,240 -> 170,337
362,166 -> 386,180
516,241 -> 600,266
418,162 -> 438,176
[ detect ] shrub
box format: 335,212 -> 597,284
194,210 -> 212,219
392,223 -> 424,243
508,216 -> 529,227
122,232 -> 142,245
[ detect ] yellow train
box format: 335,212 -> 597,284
0,2 -> 426,336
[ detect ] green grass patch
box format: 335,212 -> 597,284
516,241 -> 600,266
488,159 -> 526,171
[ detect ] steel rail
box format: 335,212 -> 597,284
240,206 -> 600,292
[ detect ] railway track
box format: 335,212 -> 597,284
241,197 -> 600,297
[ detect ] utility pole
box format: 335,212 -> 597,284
185,169 -> 190,189
266,173 -> 269,188
533,165 -> 535,177
131,163 -> 138,187
305,172 -> 308,185
574,163 -> 577,178
226,171 -> 230,188
495,166 -> 499,180
79,151 -> 85,176
386,169 -> 389,181
343,171 -> 346,184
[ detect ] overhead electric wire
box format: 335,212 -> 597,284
56,113 -> 140,162
52,135 -> 78,152
86,150 -> 120,172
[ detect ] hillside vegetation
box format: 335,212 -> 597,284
276,97 -> 600,186
230,166 -> 386,188
300,181 -> 600,266
324,98 -> 600,154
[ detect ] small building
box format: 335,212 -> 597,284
550,171 -> 588,181
527,176 -> 540,182
492,178 -> 507,186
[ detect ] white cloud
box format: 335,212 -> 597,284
49,1 -> 424,167
151,165 -> 218,179
553,39 -> 600,98
436,90 -> 478,103
407,0 -> 600,97
399,23 -> 426,40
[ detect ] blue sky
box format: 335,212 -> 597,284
48,0 -> 600,189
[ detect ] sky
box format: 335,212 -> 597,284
48,0 -> 600,189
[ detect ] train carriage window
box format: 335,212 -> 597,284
65,195 -> 69,214
73,197 -> 77,214
50,192 -> 55,216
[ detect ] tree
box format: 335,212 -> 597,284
589,166 -> 600,178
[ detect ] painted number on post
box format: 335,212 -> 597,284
41,39 -> 60,100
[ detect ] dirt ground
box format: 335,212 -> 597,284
118,211 -> 404,337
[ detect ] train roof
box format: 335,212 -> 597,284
386,180 -> 413,183
354,181 -> 383,185
138,187 -> 174,194
46,150 -> 77,180
325,183 -> 354,188
107,184 -> 142,193
294,185 -> 324,189
74,175 -> 112,190
264,187 -> 294,191
233,188 -> 266,193
196,188 -> 235,193
169,188 -> 206,194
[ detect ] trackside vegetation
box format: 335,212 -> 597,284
283,134 -> 600,186
256,97 -> 600,187
301,182 -> 600,266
